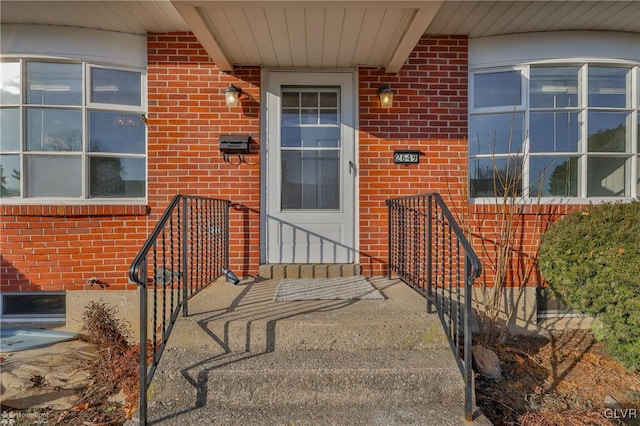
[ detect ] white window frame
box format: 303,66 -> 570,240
0,58 -> 147,204
470,62 -> 640,204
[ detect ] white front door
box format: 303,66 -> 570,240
265,71 -> 356,263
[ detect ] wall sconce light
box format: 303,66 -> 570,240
224,84 -> 243,107
378,85 -> 393,108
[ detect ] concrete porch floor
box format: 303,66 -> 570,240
134,276 -> 489,425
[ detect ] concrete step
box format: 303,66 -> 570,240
167,278 -> 449,354
258,264 -> 362,279
146,349 -> 481,425
151,349 -> 465,407
145,401 -> 479,425
134,278 -> 490,425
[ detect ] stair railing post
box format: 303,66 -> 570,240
464,258 -> 473,422
426,195 -> 433,314
138,260 -> 148,426
182,197 -> 189,317
225,201 -> 230,272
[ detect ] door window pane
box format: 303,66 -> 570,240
91,68 -> 142,106
588,66 -> 629,108
26,62 -> 82,105
588,112 -> 628,152
469,157 -> 523,197
26,108 -> 82,152
529,156 -> 579,197
587,156 -> 628,197
1,108 -> 20,151
89,111 -> 145,153
319,110 -> 338,125
530,112 -> 579,153
474,71 -> 521,108
281,127 -> 340,148
320,92 -> 337,107
470,113 -> 524,155
301,109 -> 318,124
1,154 -> 21,197
89,157 -> 145,198
301,92 -> 318,107
530,67 -> 579,108
25,155 -> 81,197
282,92 -> 299,107
1,62 -> 21,104
281,150 -> 340,210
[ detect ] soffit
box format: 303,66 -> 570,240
2,1 -> 640,73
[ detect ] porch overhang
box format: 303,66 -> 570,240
170,0 -> 443,73
2,1 -> 640,73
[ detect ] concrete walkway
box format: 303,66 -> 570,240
133,276 -> 489,425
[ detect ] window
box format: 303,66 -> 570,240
0,60 -> 145,200
1,292 -> 65,322
280,88 -> 341,210
470,64 -> 639,200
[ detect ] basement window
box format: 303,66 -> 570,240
0,292 -> 65,322
536,288 -> 584,319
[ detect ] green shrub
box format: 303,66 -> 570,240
538,201 -> 640,371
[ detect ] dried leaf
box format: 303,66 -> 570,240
73,402 -> 90,411
123,402 -> 137,418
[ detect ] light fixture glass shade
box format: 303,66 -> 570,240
378,86 -> 393,108
225,85 -> 241,107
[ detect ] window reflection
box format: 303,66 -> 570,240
1,108 -> 20,151
588,66 -> 629,108
469,157 -> 523,197
91,68 -> 141,106
530,112 -> 579,153
89,157 -> 145,198
0,155 -> 20,197
281,151 -> 340,210
469,113 -> 524,155
0,62 -> 21,104
529,156 -> 578,197
530,67 -> 579,108
588,112 -> 628,152
474,71 -> 521,108
26,108 -> 82,152
587,157 -> 628,197
26,62 -> 82,105
89,111 -> 145,154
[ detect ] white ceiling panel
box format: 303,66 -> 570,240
0,1 -> 189,33
2,1 -> 640,72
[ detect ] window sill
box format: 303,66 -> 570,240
1,203 -> 150,217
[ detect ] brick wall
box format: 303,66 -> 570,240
1,205 -> 148,291
1,32 -> 573,294
0,32 -> 263,292
358,36 -> 469,275
146,32 -> 261,278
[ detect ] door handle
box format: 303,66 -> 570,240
348,160 -> 357,175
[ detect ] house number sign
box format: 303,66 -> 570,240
393,150 -> 421,165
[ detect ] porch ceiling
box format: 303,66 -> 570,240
2,1 -> 640,73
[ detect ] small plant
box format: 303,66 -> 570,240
77,299 -> 140,422
538,202 -> 640,371
29,374 -> 46,388
450,122 -> 554,346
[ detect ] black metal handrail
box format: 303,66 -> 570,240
129,194 -> 231,426
386,193 -> 482,422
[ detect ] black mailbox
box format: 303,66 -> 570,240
219,135 -> 251,154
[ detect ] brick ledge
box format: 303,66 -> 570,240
1,204 -> 150,217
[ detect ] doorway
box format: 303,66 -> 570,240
264,71 -> 357,263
